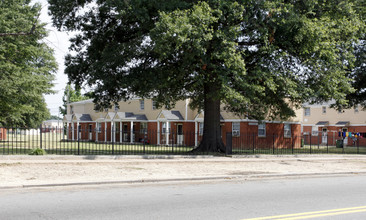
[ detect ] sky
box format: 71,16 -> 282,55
36,0 -> 72,117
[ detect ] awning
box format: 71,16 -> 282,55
159,110 -> 184,120
335,121 -> 350,126
73,114 -> 93,122
316,121 -> 329,126
115,112 -> 147,121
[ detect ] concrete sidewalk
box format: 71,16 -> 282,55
1,155 -> 366,189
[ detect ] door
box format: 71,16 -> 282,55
342,128 -> 348,146
177,124 -> 183,145
89,124 -> 93,140
123,124 -> 128,142
78,125 -> 82,140
322,128 -> 327,144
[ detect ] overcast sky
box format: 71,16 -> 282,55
36,0 -> 72,116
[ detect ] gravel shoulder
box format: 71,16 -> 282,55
1,155 -> 366,188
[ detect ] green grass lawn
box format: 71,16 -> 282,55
0,134 -> 194,155
1,133 -> 365,155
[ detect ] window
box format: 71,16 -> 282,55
140,122 -> 147,134
199,122 -> 204,136
162,122 -> 170,134
114,105 -> 119,112
97,122 -> 102,133
140,100 -> 144,110
232,122 -> 240,137
304,107 -> 310,116
284,124 -> 291,138
355,105 -> 359,113
104,108 -> 109,112
322,106 -> 326,114
312,126 -> 318,136
70,106 -> 74,114
152,101 -> 157,110
258,123 -> 266,137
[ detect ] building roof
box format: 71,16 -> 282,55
68,99 -> 94,105
63,115 -> 72,122
316,121 -> 329,126
74,114 -> 93,122
115,112 -> 147,121
335,121 -> 350,126
160,110 -> 184,120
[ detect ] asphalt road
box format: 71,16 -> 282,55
1,175 -> 366,220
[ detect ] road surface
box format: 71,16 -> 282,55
1,174 -> 366,219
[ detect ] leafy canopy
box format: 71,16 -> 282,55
48,0 -> 364,119
0,0 -> 57,128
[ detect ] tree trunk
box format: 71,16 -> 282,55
192,82 -> 226,153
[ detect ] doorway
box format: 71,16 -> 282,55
123,123 -> 129,142
89,124 -> 93,140
322,128 -> 327,144
177,124 -> 183,145
78,125 -> 82,140
343,128 -> 348,146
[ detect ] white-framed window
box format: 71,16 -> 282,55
355,105 -> 359,113
232,122 -> 240,137
284,124 -> 291,138
199,122 -> 204,136
152,101 -> 157,110
304,107 -> 310,116
162,122 -> 170,134
140,122 -> 148,134
322,106 -> 326,114
97,122 -> 102,133
258,123 -> 266,137
312,126 -> 318,136
140,100 -> 144,110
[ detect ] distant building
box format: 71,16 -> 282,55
42,119 -> 62,133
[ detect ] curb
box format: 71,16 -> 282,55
1,154 -> 366,161
2,171 -> 366,190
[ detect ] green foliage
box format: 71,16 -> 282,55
59,84 -> 91,116
342,0 -> 366,109
0,0 -> 57,128
48,115 -> 62,120
28,147 -> 46,155
48,0 -> 364,118
48,0 -> 365,150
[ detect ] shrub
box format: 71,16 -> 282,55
29,148 -> 46,155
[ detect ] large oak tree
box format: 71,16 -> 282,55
0,0 -> 57,128
48,0 -> 364,152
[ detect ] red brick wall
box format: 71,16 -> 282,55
303,125 -> 366,147
0,128 -> 6,140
